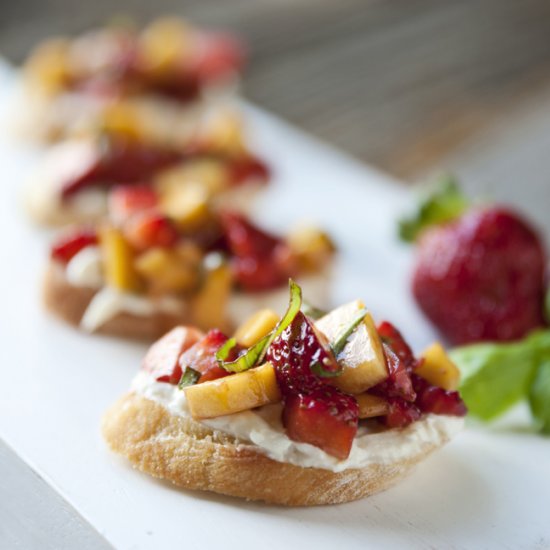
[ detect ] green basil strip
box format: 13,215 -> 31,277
178,367 -> 201,389
301,301 -> 327,320
330,308 -> 368,357
311,360 -> 342,378
220,279 -> 302,373
215,337 -> 237,364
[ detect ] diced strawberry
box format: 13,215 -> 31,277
283,388 -> 358,460
371,343 -> 416,402
384,398 -> 421,429
220,211 -> 296,292
229,157 -> 270,186
413,374 -> 467,416
267,311 -> 357,459
51,228 -> 98,265
61,138 -> 182,199
123,211 -> 179,251
142,326 -> 205,384
377,321 -> 416,371
109,185 -> 158,223
191,33 -> 245,84
412,208 -> 547,344
179,329 -> 243,384
267,311 -> 340,391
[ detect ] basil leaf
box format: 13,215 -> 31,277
215,337 -> 237,364
529,359 -> 550,435
311,361 -> 342,378
398,175 -> 469,243
220,279 -> 302,373
330,308 -> 368,357
545,287 -> 550,324
450,341 -> 539,421
178,367 -> 201,389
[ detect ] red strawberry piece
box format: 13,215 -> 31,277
283,388 -> 359,460
143,326 -> 204,384
377,321 -> 416,371
412,207 -> 547,344
220,211 -> 296,292
412,374 -> 467,417
384,398 -> 421,429
372,343 -> 416,402
229,156 -> 270,186
179,329 -> 243,384
123,211 -> 179,251
267,311 -> 357,459
191,33 -> 245,84
109,185 -> 158,223
61,138 -> 182,199
51,228 -> 98,265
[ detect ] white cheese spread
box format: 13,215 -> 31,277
132,370 -> 463,473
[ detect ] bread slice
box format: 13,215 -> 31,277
102,392 -> 455,506
43,262 -> 192,341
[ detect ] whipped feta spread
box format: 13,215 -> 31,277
66,246 -> 104,288
132,370 -> 463,473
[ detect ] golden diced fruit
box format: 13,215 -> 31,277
356,393 -> 389,419
287,226 -> 335,271
190,256 -> 233,332
156,158 -> 231,198
234,309 -> 279,347
135,248 -> 199,294
316,300 -> 387,394
185,363 -> 281,419
99,226 -> 142,292
416,342 -> 460,391
100,103 -> 143,141
139,17 -> 192,73
201,111 -> 247,157
25,39 -> 70,93
159,182 -> 212,232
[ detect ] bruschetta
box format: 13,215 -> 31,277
102,281 -> 466,505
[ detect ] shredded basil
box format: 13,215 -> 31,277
331,308 -> 368,357
219,279 -> 302,373
178,367 -> 201,388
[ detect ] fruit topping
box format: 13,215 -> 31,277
416,342 -> 460,391
123,211 -> 179,251
220,211 -> 296,292
108,185 -> 158,224
267,311 -> 358,459
412,207 -> 547,344
316,301 -> 387,394
61,138 -> 181,199
228,156 -> 270,186
99,225 -> 142,292
142,326 -> 204,384
234,309 -> 280,348
355,393 -> 390,419
413,374 -> 467,417
180,329 -> 241,384
185,362 -> 280,419
51,228 -> 98,264
383,398 -> 421,429
282,388 -> 358,460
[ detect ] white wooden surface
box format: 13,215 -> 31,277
1,63 -> 550,549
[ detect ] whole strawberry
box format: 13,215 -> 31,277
412,207 -> 547,344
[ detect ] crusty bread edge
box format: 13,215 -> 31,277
102,392 -> 448,506
43,262 -> 192,341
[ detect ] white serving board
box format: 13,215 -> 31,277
0,63 -> 549,550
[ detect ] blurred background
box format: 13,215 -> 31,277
2,0 -> 550,229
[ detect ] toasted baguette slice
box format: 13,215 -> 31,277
102,392 -> 457,506
43,262 -> 193,341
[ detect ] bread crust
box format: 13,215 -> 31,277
102,392 -> 446,506
43,262 -> 192,341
